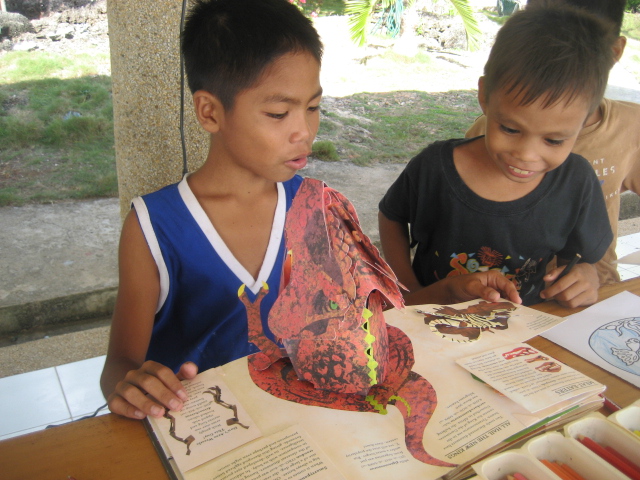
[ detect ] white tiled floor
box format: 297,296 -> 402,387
1,232 -> 639,442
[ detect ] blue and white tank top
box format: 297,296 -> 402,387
132,174 -> 303,372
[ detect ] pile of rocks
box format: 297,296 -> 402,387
0,0 -> 108,54
6,0 -> 95,20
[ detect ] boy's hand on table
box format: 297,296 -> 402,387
446,271 -> 522,305
541,262 -> 599,308
403,271 -> 522,305
107,361 -> 198,420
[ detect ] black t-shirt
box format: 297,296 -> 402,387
379,137 -> 613,305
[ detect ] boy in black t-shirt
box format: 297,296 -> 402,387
379,4 -> 614,307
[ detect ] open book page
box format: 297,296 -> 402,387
147,368 -> 261,473
218,357 -> 453,480
382,301 -> 573,465
456,342 -> 605,414
542,291 -> 640,388
405,299 -> 566,355
192,299 -> 593,480
187,425 -> 344,480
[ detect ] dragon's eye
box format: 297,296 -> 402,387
329,300 -> 339,310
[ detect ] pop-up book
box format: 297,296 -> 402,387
146,178 -> 604,480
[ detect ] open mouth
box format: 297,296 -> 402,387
286,156 -> 308,170
508,165 -> 535,178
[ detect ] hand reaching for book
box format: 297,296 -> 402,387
106,360 -> 198,420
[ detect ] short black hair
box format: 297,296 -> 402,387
483,3 -> 616,114
528,0 -> 626,35
181,0 -> 323,110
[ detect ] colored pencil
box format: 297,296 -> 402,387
554,253 -> 581,283
557,462 -> 587,480
541,459 -> 570,479
506,474 -> 530,480
605,445 -> 640,476
577,435 -> 640,480
539,459 -> 586,480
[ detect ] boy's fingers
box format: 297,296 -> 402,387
177,361 -> 198,382
108,396 -> 146,420
143,360 -> 190,399
541,268 -> 573,299
113,376 -> 168,417
556,288 -> 595,309
541,271 -> 597,308
479,271 -> 521,304
478,286 -> 500,302
141,361 -> 190,403
493,278 -> 521,304
119,362 -> 188,412
543,267 -> 564,285
540,283 -> 564,300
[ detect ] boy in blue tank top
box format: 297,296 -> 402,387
101,0 -> 520,421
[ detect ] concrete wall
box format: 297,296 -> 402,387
107,0 -> 208,219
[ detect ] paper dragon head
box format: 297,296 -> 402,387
264,178 -> 405,396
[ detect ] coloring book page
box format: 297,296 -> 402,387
542,291 -> 640,388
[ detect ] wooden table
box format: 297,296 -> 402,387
2,277 -> 639,480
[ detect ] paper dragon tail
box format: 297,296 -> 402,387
391,371 -> 457,468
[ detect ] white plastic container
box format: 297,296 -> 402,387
472,449 -> 558,480
564,412 -> 640,466
609,399 -> 640,438
524,431 -> 627,480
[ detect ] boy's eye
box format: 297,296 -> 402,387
545,138 -> 564,146
499,124 -> 519,135
267,112 -> 287,119
308,105 -> 320,113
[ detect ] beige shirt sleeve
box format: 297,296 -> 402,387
465,115 -> 487,138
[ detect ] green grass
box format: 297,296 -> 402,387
0,50 -> 110,84
0,75 -> 116,206
299,0 -> 345,16
317,90 -> 479,166
623,12 -> 640,40
0,47 -> 116,206
620,13 -> 640,84
312,140 -> 340,161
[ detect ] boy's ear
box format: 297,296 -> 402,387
193,90 -> 224,134
612,36 -> 627,64
477,76 -> 488,114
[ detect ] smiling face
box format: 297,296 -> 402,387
210,51 -> 322,184
478,79 -> 590,187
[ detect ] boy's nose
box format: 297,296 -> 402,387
513,137 -> 539,163
290,115 -> 313,143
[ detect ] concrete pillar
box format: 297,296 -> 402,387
107,0 -> 208,219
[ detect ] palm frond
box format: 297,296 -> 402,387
447,0 -> 482,51
346,0 -> 483,51
345,0 -> 381,47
